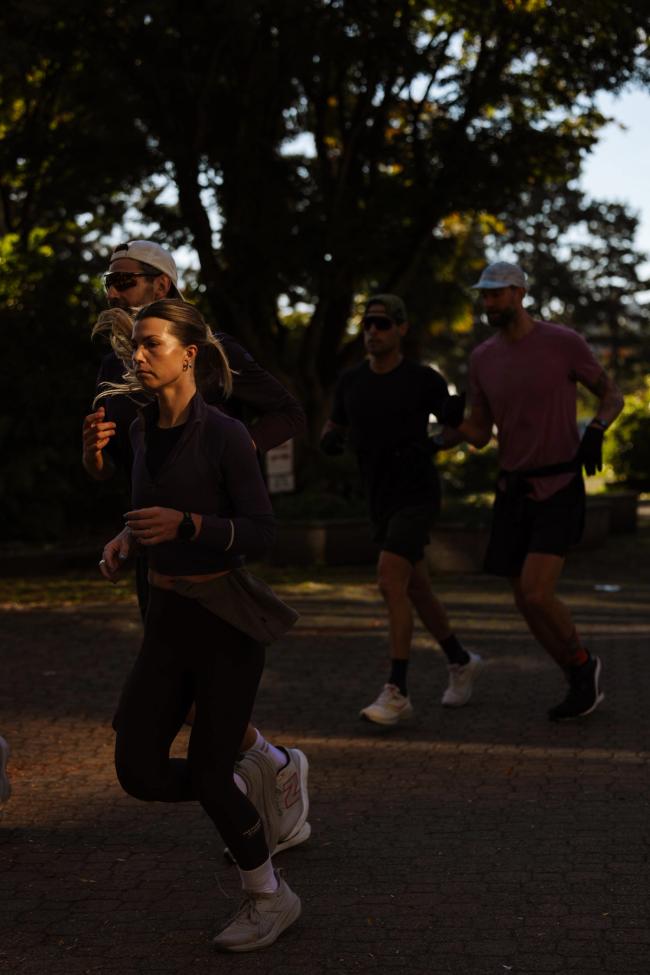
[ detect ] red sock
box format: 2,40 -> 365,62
565,629 -> 589,668
568,647 -> 589,668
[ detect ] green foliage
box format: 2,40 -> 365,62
494,186 -> 650,384
437,443 -> 500,498
0,570 -> 136,608
603,379 -> 650,489
0,234 -> 127,541
1,0 -> 650,541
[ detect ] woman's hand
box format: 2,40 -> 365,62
82,407 -> 116,479
124,507 -> 188,545
99,528 -> 135,583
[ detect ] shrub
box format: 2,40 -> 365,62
437,442 -> 499,497
603,378 -> 650,489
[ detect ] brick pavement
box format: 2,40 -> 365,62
1,561 -> 650,974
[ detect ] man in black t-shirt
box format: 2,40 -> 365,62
321,294 -> 482,725
81,240 -> 310,859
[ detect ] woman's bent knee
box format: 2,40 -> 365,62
114,738 -> 162,801
115,762 -> 160,801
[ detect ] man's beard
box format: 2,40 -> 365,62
107,297 -> 142,315
486,307 -> 516,329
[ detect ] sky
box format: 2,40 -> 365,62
580,88 -> 650,268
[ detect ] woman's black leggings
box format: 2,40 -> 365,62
113,586 -> 268,870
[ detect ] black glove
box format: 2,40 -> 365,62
320,428 -> 346,456
438,391 -> 466,429
578,424 -> 604,476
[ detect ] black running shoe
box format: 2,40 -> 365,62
548,655 -> 604,721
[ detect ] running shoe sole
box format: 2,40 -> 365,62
359,707 -> 414,726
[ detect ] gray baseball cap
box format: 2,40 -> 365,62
471,261 -> 527,290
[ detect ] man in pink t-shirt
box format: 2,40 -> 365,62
443,261 -> 624,721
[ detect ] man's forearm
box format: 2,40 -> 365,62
248,401 -> 306,454
595,385 -> 625,428
584,370 -> 625,428
441,418 -> 492,449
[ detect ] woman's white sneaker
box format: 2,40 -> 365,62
212,873 -> 301,952
274,748 -> 311,853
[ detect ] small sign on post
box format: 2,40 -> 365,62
265,439 -> 295,494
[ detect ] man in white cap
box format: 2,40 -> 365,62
441,260 -> 624,720
83,241 -> 305,477
81,240 -> 311,862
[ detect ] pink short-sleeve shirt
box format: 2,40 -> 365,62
469,320 -> 604,500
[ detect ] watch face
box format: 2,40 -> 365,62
178,516 -> 194,540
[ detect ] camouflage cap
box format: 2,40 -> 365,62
364,293 -> 407,323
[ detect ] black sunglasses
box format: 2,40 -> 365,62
362,315 -> 395,331
103,271 -> 159,292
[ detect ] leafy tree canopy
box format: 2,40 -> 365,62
1,0 -> 649,537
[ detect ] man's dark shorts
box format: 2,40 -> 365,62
373,503 -> 439,566
484,474 -> 585,578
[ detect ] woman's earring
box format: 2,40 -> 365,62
183,360 -> 190,372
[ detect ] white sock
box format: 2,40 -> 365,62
248,729 -> 287,773
238,857 -> 278,895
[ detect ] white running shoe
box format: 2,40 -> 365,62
274,748 -> 311,853
233,751 -> 281,854
227,747 -> 310,862
441,651 -> 483,707
212,871 -> 301,952
360,683 -> 414,726
0,737 -> 10,804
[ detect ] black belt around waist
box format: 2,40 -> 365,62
498,457 -> 579,502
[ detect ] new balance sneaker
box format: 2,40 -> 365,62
233,751 -> 281,854
212,872 -> 301,952
227,748 -> 310,862
0,737 -> 10,804
548,655 -> 604,721
275,748 -> 311,853
442,651 -> 483,707
360,683 -> 414,726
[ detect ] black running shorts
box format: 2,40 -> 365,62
484,474 -> 586,578
373,503 -> 439,566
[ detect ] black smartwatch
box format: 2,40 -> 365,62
177,511 -> 196,541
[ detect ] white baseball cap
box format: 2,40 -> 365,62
109,240 -> 181,294
471,261 -> 527,290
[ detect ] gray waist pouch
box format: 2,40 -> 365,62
169,568 -> 299,645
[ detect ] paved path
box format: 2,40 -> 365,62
1,561 -> 650,974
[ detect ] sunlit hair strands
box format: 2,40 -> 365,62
92,307 -> 134,365
93,299 -> 233,406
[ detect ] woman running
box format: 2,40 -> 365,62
98,298 -> 300,952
